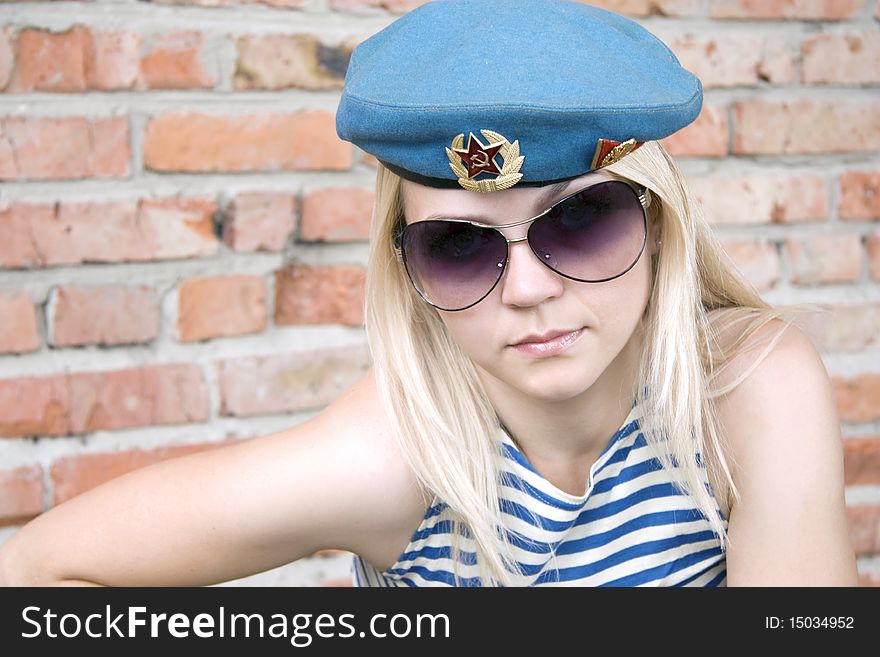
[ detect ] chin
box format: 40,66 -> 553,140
503,362 -> 598,402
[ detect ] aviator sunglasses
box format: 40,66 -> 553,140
394,178 -> 653,312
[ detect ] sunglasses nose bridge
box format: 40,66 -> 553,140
507,233 -> 548,268
489,221 -> 530,270
492,210 -> 546,257
494,210 -> 539,246
496,230 -> 535,269
497,228 -> 561,286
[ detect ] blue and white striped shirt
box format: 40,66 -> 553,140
352,403 -> 728,586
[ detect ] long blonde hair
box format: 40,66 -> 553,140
364,140 -> 816,586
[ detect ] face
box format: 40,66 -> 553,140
399,170 -> 659,403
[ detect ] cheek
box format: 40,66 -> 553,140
580,249 -> 653,334
438,312 -> 493,358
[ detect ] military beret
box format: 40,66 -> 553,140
335,0 -> 702,193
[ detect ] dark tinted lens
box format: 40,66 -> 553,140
401,220 -> 507,311
528,180 -> 646,282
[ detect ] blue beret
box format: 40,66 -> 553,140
336,0 -> 702,192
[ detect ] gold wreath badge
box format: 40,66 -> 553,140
591,138 -> 642,170
446,129 -> 524,193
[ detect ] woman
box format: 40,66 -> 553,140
0,0 -> 858,587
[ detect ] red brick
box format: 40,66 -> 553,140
154,0 -> 302,6
711,0 -> 863,20
577,0 -> 656,15
669,34 -> 794,87
234,34 -> 352,91
690,172 -> 827,225
720,240 -> 780,291
34,201 -> 141,266
137,197 -> 220,258
7,26 -> 89,93
90,118 -> 132,178
734,98 -> 880,155
799,304 -> 880,352
141,30 -> 215,90
0,199 -> 218,268
0,28 -> 13,90
86,30 -> 142,90
0,116 -> 130,180
177,275 -> 267,342
216,343 -> 371,416
0,364 -> 209,438
833,373 -> 880,423
71,365 -> 207,430
274,263 -> 366,326
5,26 -> 215,92
0,290 -> 40,353
659,102 -> 728,157
0,374 -> 69,437
847,505 -> 880,556
802,32 -> 880,85
222,192 -> 297,252
0,465 -> 43,525
839,170 -> 880,221
49,284 -> 160,347
786,234 -> 862,285
44,200 -> 187,264
578,0 -> 701,16
0,202 -> 53,268
844,436 -> 880,486
0,127 -> 12,178
300,187 -> 373,242
8,27 -> 142,92
329,0 -> 430,11
576,0 -> 703,15
51,440 -> 239,505
144,111 -> 352,173
868,232 -> 880,280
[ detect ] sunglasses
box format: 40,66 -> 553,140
394,178 -> 652,312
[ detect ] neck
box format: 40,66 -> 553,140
477,322 -> 644,468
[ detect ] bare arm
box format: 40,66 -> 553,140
0,369 -> 418,587
717,323 -> 859,586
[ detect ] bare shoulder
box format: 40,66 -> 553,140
709,314 -> 820,392
710,316 -> 832,464
709,316 -> 859,585
290,368 -> 432,568
709,317 -> 827,507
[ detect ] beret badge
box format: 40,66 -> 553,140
591,138 -> 644,170
446,130 -> 524,193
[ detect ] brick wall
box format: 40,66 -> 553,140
0,0 -> 878,587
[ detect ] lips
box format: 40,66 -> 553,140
511,327 -> 582,346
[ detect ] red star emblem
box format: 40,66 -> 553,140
453,132 -> 504,178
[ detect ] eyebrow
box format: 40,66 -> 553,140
535,180 -> 575,209
418,178 -> 580,223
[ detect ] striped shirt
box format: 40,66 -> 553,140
351,402 -> 728,586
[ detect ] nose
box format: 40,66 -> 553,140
498,235 -> 565,307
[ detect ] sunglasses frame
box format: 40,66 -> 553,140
394,178 -> 653,312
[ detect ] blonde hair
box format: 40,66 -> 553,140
364,140 -> 817,586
